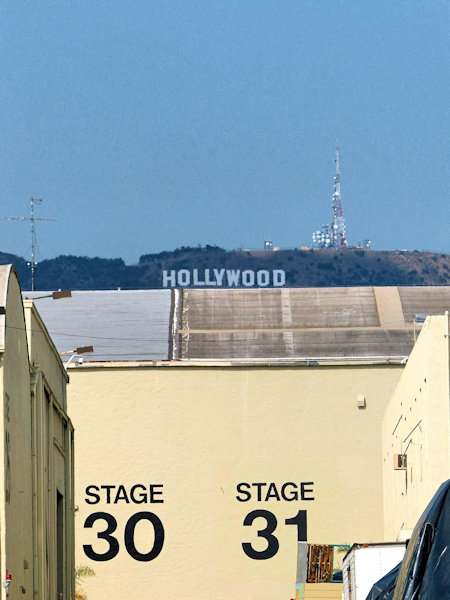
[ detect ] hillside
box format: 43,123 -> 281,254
0,247 -> 448,291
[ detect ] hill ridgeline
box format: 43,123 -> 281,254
0,246 -> 448,291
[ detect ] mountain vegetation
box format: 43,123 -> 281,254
0,246 -> 448,291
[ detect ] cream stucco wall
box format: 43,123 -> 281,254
382,314 -> 450,541
24,301 -> 75,600
0,268 -> 74,600
0,269 -> 34,600
67,362 -> 402,600
24,300 -> 68,412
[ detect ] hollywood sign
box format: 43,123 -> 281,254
162,268 -> 286,288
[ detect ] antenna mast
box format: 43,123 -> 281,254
6,198 -> 56,291
331,143 -> 347,248
311,143 -> 348,249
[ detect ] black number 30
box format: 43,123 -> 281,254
83,511 -> 165,562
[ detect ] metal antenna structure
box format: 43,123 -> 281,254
6,198 -> 56,291
331,143 -> 347,248
311,143 -> 348,249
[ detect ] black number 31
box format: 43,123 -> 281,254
242,509 -> 307,560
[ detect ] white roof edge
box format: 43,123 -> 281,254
68,356 -> 408,369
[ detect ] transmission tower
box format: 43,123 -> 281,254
6,198 -> 56,291
311,144 -> 348,249
331,143 -> 347,248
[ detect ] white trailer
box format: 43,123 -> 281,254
342,543 -> 406,600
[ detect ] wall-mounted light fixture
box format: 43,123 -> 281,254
60,346 -> 94,371
24,290 -> 72,300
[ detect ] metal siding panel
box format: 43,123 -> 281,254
182,288 -> 381,330
25,290 -> 172,361
25,286 -> 449,361
398,286 -> 450,322
180,330 -> 414,359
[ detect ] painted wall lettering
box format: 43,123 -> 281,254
242,509 -> 307,560
83,511 -> 165,562
85,484 -> 164,504
81,482 -> 312,562
236,481 -> 315,502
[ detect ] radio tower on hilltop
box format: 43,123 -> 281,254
312,143 -> 348,249
331,142 -> 347,248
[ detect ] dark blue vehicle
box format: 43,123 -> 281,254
367,480 -> 450,600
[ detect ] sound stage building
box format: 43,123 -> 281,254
30,285 -> 449,600
0,266 -> 74,600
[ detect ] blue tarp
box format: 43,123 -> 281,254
365,562 -> 401,600
380,480 -> 450,600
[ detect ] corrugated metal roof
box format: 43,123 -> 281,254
175,287 -> 450,360
25,290 -> 171,361
398,286 -> 450,321
181,287 -> 380,329
24,286 -> 450,363
177,329 -> 415,360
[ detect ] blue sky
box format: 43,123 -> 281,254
1,1 -> 449,264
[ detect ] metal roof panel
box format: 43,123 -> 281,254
25,290 -> 171,361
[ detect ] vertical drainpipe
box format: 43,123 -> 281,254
64,386 -> 75,600
47,392 -> 54,600
30,364 -> 40,600
70,426 -> 75,600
